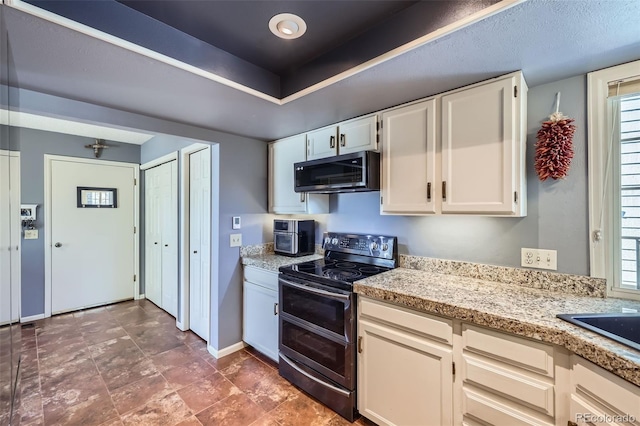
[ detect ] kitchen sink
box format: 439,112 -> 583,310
556,313 -> 640,352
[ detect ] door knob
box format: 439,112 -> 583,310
165,244 -> 169,247
193,250 -> 198,254
54,242 -> 62,248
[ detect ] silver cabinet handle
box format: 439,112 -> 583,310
340,134 -> 346,147
54,242 -> 62,248
330,135 -> 336,149
274,302 -> 278,316
300,193 -> 305,202
427,182 -> 432,201
279,352 -> 350,396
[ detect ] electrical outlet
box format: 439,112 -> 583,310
521,248 -> 557,270
230,233 -> 242,247
24,229 -> 38,240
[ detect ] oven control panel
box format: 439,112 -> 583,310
322,232 -> 397,259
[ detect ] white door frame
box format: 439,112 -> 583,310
178,143 -> 211,334
44,154 -> 140,318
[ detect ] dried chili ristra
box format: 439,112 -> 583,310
534,112 -> 576,181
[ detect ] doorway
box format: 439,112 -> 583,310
44,155 -> 139,316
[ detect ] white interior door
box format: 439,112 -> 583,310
0,152 -> 20,324
144,166 -> 162,307
160,161 -> 178,317
50,158 -> 136,314
189,148 -> 210,340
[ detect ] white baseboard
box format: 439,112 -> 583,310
207,341 -> 246,359
20,313 -> 45,323
176,320 -> 188,331
137,293 -> 145,300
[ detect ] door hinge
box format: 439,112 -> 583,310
514,191 -> 518,203
379,120 -> 383,129
452,362 -> 456,376
358,336 -> 363,353
514,85 -> 518,98
133,274 -> 137,282
134,178 -> 137,185
134,226 -> 136,234
380,197 -> 383,205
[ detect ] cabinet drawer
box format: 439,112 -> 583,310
463,355 -> 554,416
463,324 -> 554,377
571,355 -> 640,423
360,297 -> 452,344
243,265 -> 279,291
463,388 -> 553,426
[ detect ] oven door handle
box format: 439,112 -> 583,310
280,278 -> 351,301
279,352 -> 350,397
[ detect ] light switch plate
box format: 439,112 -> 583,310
521,248 -> 557,270
24,229 -> 38,240
230,233 -> 242,247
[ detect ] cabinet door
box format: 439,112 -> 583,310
307,125 -> 338,160
441,76 -> 520,214
338,115 -> 378,155
381,100 -> 438,214
269,135 -> 307,214
358,319 -> 453,426
243,280 -> 279,361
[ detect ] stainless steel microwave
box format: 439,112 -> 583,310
273,219 -> 315,257
294,151 -> 380,193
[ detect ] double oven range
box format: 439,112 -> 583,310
278,232 -> 397,421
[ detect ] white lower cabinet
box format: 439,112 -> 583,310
569,355 -> 640,426
242,266 -> 279,362
357,297 -> 454,426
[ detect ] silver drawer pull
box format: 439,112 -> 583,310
279,352 -> 350,396
280,278 -> 350,300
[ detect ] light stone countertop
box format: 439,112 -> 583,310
354,268 -> 640,386
241,253 -> 323,272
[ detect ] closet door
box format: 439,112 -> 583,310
189,148 -> 210,340
0,152 -> 20,324
160,161 -> 178,317
144,166 -> 162,307
144,160 -> 177,317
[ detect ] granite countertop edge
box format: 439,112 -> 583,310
241,253 -> 323,271
354,268 -> 640,387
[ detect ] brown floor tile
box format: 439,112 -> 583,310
195,393 -> 265,426
206,349 -> 252,371
176,416 -> 204,426
162,357 -> 217,390
270,392 -> 337,426
152,345 -> 207,373
100,357 -> 158,391
110,372 -> 173,414
120,392 -> 193,426
38,337 -> 90,372
244,347 -> 278,370
176,372 -> 242,413
243,371 -> 299,411
42,382 -> 117,426
219,357 -> 274,393
39,357 -> 101,397
248,415 -> 282,426
83,325 -> 129,346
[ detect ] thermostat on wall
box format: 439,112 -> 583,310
232,216 -> 241,229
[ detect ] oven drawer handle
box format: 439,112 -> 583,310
279,352 -> 350,397
280,278 -> 351,301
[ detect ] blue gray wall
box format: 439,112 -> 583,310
307,74 -> 589,276
14,126 -> 141,317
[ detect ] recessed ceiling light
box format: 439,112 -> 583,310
269,13 -> 307,39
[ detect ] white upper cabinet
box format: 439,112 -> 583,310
338,114 -> 379,155
441,72 -> 527,216
306,114 -> 378,160
381,99 -> 438,215
269,134 -> 329,214
307,125 -> 338,160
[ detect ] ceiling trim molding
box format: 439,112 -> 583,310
6,0 -> 525,106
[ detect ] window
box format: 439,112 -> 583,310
588,60 -> 640,300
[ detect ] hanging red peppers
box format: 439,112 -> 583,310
534,93 -> 577,181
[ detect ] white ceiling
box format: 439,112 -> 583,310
3,0 -> 640,141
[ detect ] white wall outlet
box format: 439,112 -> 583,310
521,248 -> 557,270
230,233 -> 242,247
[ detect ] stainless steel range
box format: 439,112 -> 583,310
278,232 -> 397,422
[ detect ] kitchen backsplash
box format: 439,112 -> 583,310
400,255 -> 607,298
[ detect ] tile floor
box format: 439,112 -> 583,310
3,299 -> 372,426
